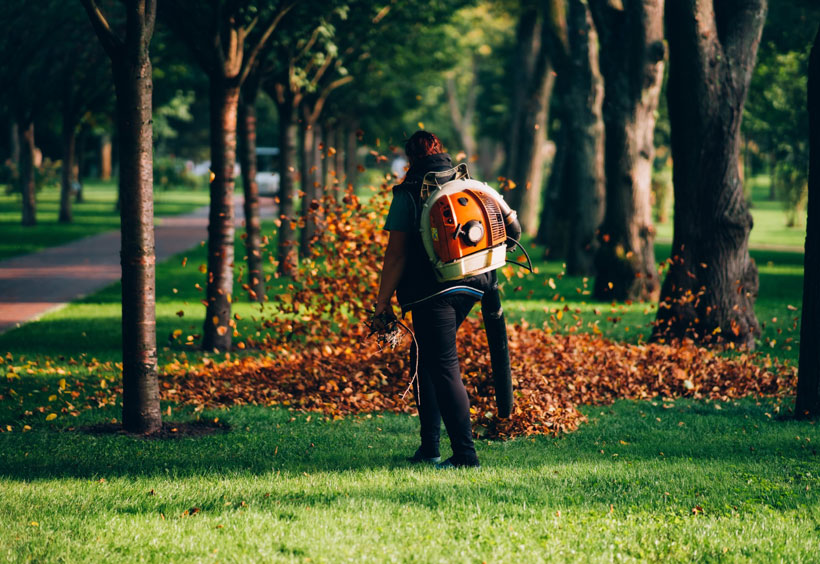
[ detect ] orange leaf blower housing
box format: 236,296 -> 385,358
429,189 -> 507,262
420,164 -> 524,283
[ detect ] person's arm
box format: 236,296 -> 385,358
374,230 -> 408,317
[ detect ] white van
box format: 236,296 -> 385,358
255,147 -> 280,196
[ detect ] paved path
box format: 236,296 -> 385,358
0,197 -> 276,335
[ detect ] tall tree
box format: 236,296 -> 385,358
80,0 -> 161,433
537,0 -> 605,275
237,66 -> 266,302
52,8 -> 113,223
589,0 -> 665,302
653,0 -> 766,348
0,1 -> 51,227
795,24 -> 820,417
163,0 -> 293,351
504,1 -> 557,235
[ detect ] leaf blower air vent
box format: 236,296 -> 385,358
419,164 -> 531,282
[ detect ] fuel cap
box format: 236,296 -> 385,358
462,220 -> 484,245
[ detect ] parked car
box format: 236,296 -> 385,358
189,146 -> 280,195
255,147 -> 280,196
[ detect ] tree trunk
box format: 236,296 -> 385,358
319,123 -> 329,195
795,25 -> 820,417
238,87 -> 265,303
652,0 -> 766,348
505,6 -> 555,235
276,99 -> 299,276
536,118 -> 568,254
19,120 -> 36,227
505,4 -> 539,199
112,31 -> 161,435
563,0 -> 605,276
477,136 -> 502,181
345,123 -> 358,191
75,128 -> 86,203
59,112 -> 76,224
10,122 -> 20,165
299,121 -> 317,257
101,131 -> 112,181
201,78 -> 239,352
333,125 -> 344,201
590,0 -> 664,302
445,61 -> 478,163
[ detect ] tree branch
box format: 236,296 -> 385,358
144,0 -> 157,41
239,1 -> 296,85
79,0 -> 124,59
309,53 -> 335,90
295,26 -> 321,63
718,0 -> 767,71
306,74 -> 353,125
445,74 -> 464,130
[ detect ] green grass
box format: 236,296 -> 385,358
0,398 -> 818,562
654,175 -> 807,250
0,180 -> 211,260
0,175 -> 813,562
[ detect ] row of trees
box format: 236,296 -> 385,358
1,0 -> 817,429
66,0 -> 479,432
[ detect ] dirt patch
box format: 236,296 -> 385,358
78,420 -> 230,439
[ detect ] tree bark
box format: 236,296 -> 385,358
795,25 -> 820,417
19,120 -> 36,227
238,84 -> 265,303
319,123 -> 329,196
202,78 -> 240,352
276,98 -> 299,275
445,61 -> 478,163
75,128 -> 86,203
652,0 -> 766,348
299,121 -> 317,257
505,4 -> 538,201
344,122 -> 358,191
59,111 -> 76,223
505,6 -> 555,235
9,122 -> 19,165
590,0 -> 664,302
81,0 -> 162,433
333,124 -> 344,201
100,131 -> 112,181
536,117 -> 568,253
561,0 -> 605,275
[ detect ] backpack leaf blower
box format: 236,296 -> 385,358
418,165 -> 530,419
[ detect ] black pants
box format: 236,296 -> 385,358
410,293 -> 478,462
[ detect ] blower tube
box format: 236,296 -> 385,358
481,271 -> 513,418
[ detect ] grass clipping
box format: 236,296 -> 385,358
163,185 -> 796,438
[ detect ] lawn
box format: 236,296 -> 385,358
0,179 -> 815,562
0,398 -> 817,562
0,180 -> 211,260
654,174 -> 807,250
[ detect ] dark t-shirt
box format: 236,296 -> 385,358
383,153 -> 492,313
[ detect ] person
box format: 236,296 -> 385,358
374,131 -> 492,469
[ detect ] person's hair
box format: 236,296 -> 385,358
405,131 -> 443,161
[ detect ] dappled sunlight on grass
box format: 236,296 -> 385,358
0,400 -> 818,561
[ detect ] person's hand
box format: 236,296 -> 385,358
370,301 -> 396,333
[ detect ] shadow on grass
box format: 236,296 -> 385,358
0,399 -> 817,483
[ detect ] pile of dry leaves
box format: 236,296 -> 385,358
161,317 -> 796,438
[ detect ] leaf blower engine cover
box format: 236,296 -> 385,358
420,172 -> 517,282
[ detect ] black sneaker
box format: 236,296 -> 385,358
435,456 -> 481,469
407,447 -> 441,464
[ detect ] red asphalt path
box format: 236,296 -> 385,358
0,197 -> 275,335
